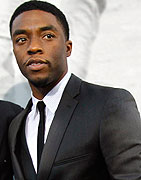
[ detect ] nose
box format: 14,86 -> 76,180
27,38 -> 43,55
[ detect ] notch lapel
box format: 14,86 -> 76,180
38,75 -> 82,180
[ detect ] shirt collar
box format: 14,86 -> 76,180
31,72 -> 71,113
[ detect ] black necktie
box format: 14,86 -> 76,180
37,101 -> 46,171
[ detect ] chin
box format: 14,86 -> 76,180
29,78 -> 50,88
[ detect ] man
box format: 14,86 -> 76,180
0,100 -> 22,179
9,1 -> 141,179
0,0 -> 106,107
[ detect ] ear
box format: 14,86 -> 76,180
13,48 -> 15,55
65,40 -> 72,57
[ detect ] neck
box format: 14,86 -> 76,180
30,86 -> 52,100
29,72 -> 67,100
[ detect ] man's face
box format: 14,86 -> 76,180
11,10 -> 72,88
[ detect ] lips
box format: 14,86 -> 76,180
25,58 -> 49,71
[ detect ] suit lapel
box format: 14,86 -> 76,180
9,99 -> 33,180
38,75 -> 82,180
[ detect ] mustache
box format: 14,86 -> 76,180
24,57 -> 50,66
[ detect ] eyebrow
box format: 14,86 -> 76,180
12,25 -> 58,38
12,29 -> 27,37
40,25 -> 58,32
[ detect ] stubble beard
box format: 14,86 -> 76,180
28,77 -> 50,88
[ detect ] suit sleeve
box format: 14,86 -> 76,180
100,89 -> 141,180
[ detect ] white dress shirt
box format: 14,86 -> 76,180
25,72 -> 71,172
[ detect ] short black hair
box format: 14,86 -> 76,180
9,0 -> 69,40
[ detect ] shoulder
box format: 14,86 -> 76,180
0,100 -> 23,111
70,74 -> 135,105
81,80 -> 133,102
82,80 -> 134,100
0,100 -> 23,124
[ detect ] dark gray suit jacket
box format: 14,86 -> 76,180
9,74 -> 141,180
0,100 -> 22,180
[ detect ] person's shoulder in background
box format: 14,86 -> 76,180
0,100 -> 23,125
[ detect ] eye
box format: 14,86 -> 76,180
16,37 -> 27,44
43,33 -> 55,39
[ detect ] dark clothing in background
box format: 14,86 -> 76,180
0,100 -> 23,180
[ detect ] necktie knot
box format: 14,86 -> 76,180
37,101 -> 46,113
